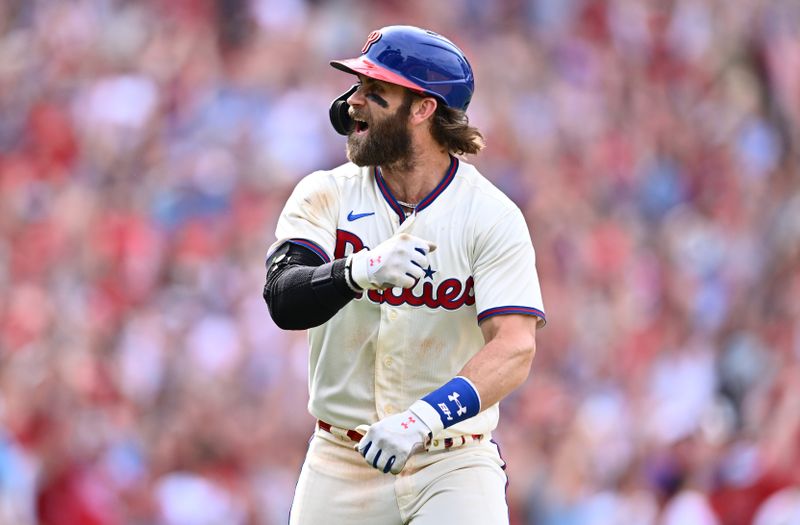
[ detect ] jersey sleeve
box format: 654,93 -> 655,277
471,207 -> 546,327
267,171 -> 339,263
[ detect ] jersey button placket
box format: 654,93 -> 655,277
375,304 -> 401,418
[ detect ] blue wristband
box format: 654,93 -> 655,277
421,377 -> 481,429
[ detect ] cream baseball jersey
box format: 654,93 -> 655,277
268,156 -> 545,438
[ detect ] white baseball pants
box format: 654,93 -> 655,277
289,429 -> 509,525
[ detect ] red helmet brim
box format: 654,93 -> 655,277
330,56 -> 427,95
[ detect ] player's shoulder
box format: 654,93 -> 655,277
454,159 -> 521,216
292,161 -> 367,194
326,161 -> 367,181
296,161 -> 368,189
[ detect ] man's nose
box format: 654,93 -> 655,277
347,85 -> 366,106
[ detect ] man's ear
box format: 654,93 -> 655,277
409,97 -> 438,125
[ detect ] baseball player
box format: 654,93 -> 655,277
263,25 -> 545,525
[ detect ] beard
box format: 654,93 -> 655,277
346,97 -> 415,171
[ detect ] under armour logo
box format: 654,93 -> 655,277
400,416 -> 416,429
449,392 -> 467,417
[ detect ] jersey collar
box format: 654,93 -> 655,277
374,155 -> 459,224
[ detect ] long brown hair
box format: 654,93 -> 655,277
406,91 -> 485,155
429,101 -> 485,155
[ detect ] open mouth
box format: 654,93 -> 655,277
354,119 -> 369,134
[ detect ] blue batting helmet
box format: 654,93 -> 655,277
330,25 -> 475,111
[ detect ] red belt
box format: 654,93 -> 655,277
431,433 -> 485,450
317,420 -> 364,442
317,420 -> 483,450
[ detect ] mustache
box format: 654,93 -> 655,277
348,109 -> 369,121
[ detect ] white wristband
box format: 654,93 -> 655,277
344,254 -> 363,293
348,250 -> 372,290
409,399 -> 445,436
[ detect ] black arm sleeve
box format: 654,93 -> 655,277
263,242 -> 359,330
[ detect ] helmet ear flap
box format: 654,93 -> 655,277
329,84 -> 358,135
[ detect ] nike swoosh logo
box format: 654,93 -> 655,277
347,211 -> 375,221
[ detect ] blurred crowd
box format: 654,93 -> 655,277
0,0 -> 798,523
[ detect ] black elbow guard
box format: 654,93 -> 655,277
311,259 -> 352,304
264,243 -> 357,329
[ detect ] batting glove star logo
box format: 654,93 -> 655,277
356,410 -> 431,474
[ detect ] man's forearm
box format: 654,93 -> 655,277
461,314 -> 538,408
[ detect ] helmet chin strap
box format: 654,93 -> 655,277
329,84 -> 358,135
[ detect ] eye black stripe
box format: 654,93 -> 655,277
366,93 -> 388,107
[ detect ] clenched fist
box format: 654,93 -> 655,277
348,232 -> 436,290
356,407 -> 432,474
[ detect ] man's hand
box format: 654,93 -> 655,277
349,233 -> 436,290
356,410 -> 431,474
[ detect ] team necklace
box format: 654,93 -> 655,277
396,199 -> 417,209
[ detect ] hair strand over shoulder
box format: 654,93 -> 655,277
429,104 -> 485,156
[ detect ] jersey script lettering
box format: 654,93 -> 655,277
335,228 -> 475,310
